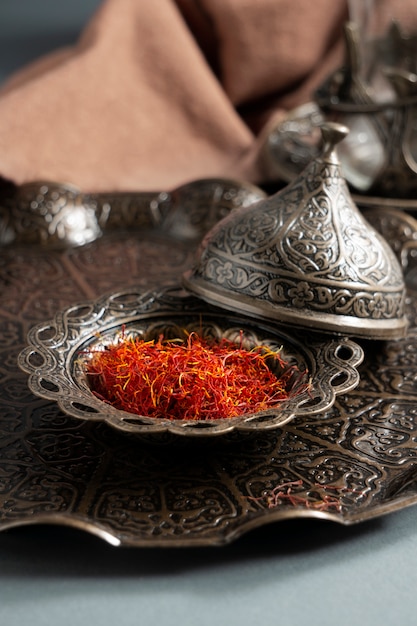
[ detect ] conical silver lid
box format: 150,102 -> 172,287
183,123 -> 407,339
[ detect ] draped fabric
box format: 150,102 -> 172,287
0,0 -> 415,191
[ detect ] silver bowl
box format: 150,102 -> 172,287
18,287 -> 364,438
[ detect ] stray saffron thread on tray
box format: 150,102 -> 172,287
249,480 -> 363,513
84,331 -> 307,421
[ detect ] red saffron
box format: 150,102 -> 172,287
84,331 -> 306,420
249,480 -> 363,513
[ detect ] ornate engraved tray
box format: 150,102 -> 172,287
2,181 -> 417,547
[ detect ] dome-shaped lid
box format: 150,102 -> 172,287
183,123 -> 407,339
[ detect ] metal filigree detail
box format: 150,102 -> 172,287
0,227 -> 417,546
18,287 -> 363,437
361,206 -> 417,276
0,177 -> 265,248
315,22 -> 417,198
184,128 -> 407,339
259,102 -> 324,184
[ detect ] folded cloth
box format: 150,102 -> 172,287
0,0 -> 415,192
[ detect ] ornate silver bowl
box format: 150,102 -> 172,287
183,123 -> 408,340
18,287 -> 363,438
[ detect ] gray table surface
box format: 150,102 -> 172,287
1,3 -> 417,625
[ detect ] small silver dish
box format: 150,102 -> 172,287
183,123 -> 408,340
18,287 -> 363,438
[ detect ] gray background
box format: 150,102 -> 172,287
0,0 -> 101,83
1,3 -> 417,626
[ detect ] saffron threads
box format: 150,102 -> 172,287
249,480 -> 363,513
84,332 -> 306,421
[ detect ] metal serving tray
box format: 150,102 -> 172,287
2,179 -> 417,547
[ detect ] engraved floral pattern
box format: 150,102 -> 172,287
189,155 -> 406,337
288,281 -> 315,308
214,260 -> 234,284
0,185 -> 416,546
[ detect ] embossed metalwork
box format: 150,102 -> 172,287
261,22 -> 417,201
18,287 -> 363,438
0,177 -> 266,248
316,21 -> 417,198
362,206 -> 417,272
1,217 -> 417,546
184,124 -> 407,340
259,101 -> 417,217
1,168 -> 417,545
259,102 -> 324,184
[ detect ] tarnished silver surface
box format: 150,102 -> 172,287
362,206 -> 417,272
316,21 -> 417,198
184,124 -> 407,340
0,177 -> 266,248
1,167 -> 417,546
261,21 -> 417,201
259,102 -> 324,184
362,206 -> 417,296
18,287 -> 363,438
1,212 -> 417,545
1,223 -> 417,546
259,102 -> 417,217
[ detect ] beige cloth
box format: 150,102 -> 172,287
0,0 -> 416,192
